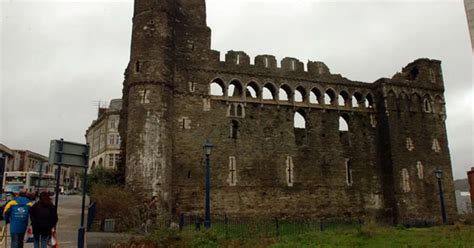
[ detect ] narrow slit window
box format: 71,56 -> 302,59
236,54 -> 240,65
230,120 -> 239,139
286,156 -> 294,187
228,156 -> 237,186
265,57 -> 269,68
345,159 -> 353,186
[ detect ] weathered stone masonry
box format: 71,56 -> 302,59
119,0 -> 457,224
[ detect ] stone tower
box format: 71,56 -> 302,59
120,0 -> 457,224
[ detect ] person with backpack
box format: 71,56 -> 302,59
30,192 -> 57,248
3,191 -> 33,248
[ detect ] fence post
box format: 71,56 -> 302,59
224,214 -> 228,239
274,217 -> 280,238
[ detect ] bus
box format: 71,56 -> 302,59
2,171 -> 56,195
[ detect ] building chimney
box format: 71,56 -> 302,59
468,167 -> 474,211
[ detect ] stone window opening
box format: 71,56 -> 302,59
227,103 -> 245,118
291,60 -> 296,71
230,120 -> 240,139
401,168 -> 411,193
188,82 -> 196,93
228,80 -> 243,98
294,110 -> 307,145
279,84 -> 292,102
339,115 -> 349,132
228,156 -> 237,186
423,98 -> 432,113
139,89 -> 150,104
187,170 -> 191,179
236,54 -> 240,65
324,89 -> 336,105
246,82 -> 259,99
416,161 -> 424,179
209,78 -> 225,96
203,98 -> 211,111
263,83 -> 277,100
286,156 -> 294,187
295,86 -> 306,103
345,159 -> 353,186
264,57 -> 269,68
180,117 -> 191,129
352,92 -> 363,108
432,138 -> 441,153
338,91 -> 350,107
135,61 -> 140,73
108,134 -> 115,145
310,88 -> 322,104
406,137 -> 415,151
366,93 -> 374,109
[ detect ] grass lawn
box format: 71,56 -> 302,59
117,224 -> 474,247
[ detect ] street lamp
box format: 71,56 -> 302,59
203,140 -> 213,229
434,169 -> 447,224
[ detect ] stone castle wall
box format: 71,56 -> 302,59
119,0 -> 457,224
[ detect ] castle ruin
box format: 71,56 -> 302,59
119,0 -> 457,224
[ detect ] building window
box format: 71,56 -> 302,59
109,120 -> 116,129
432,138 -> 441,153
401,168 -> 410,193
227,103 -> 245,118
286,156 -> 294,187
264,57 -> 269,68
139,90 -> 150,104
188,82 -> 196,93
416,161 -> 424,179
180,117 -> 191,130
108,154 -> 115,168
228,156 -> 237,186
423,99 -> 432,113
406,137 -> 415,151
230,120 -> 239,139
116,134 -> 121,145
345,159 -> 353,186
108,134 -> 115,145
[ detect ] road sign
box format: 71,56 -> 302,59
49,139 -> 89,168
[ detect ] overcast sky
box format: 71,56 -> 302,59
1,0 -> 472,179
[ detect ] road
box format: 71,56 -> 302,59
1,195 -> 120,248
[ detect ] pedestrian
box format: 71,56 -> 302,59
30,192 -> 58,248
3,191 -> 33,248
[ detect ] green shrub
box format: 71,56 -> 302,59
90,184 -> 142,232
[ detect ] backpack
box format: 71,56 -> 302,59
10,201 -> 30,234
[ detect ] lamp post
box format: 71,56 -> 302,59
203,140 -> 213,229
434,169 -> 447,224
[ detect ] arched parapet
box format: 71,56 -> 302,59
278,83 -> 293,102
309,87 -> 323,105
227,79 -> 244,98
255,55 -> 278,69
307,61 -> 331,75
225,51 -> 250,66
294,85 -> 307,103
245,81 -> 261,100
281,57 -> 305,72
262,82 -> 278,101
323,88 -> 337,106
338,90 -> 350,107
209,78 -> 226,97
351,91 -> 364,108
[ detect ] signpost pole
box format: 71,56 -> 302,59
77,148 -> 89,248
54,139 -> 64,212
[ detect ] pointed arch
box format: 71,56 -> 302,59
423,94 -> 433,113
310,87 -> 322,104
386,90 -> 397,110
398,91 -> 409,111
294,86 -> 307,103
324,88 -> 336,105
279,84 -> 292,101
339,90 -> 350,106
262,83 -> 277,100
209,78 -> 225,96
294,109 -> 307,129
366,93 -> 374,109
246,81 -> 260,99
352,92 -> 364,108
339,114 -> 350,132
228,80 -> 243,98
410,93 -> 422,112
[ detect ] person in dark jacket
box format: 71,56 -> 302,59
30,192 -> 58,248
